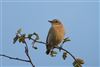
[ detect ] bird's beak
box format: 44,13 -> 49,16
48,20 -> 52,23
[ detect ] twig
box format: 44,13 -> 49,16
24,42 -> 35,67
28,37 -> 78,64
26,37 -> 46,44
0,54 -> 30,62
56,47 -> 77,62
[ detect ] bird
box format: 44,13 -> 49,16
46,19 -> 65,55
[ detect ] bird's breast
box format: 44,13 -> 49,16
53,25 -> 64,44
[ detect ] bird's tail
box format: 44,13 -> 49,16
46,49 -> 50,55
46,44 -> 51,55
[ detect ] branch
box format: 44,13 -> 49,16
1,30 -> 84,67
24,42 -> 35,67
31,39 -> 82,66
18,34 -> 78,66
27,37 -> 78,64
0,43 -> 35,67
26,37 -> 46,44
0,54 -> 30,62
56,47 -> 78,63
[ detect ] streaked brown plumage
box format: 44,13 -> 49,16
46,19 -> 65,55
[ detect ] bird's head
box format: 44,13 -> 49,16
48,19 -> 62,25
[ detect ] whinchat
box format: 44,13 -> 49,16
46,19 -> 65,55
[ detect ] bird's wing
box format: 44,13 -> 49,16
46,27 -> 52,45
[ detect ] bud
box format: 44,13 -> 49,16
62,52 -> 67,60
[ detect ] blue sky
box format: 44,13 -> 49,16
0,1 -> 100,67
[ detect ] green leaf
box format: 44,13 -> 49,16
73,63 -> 82,67
18,37 -> 22,43
33,32 -> 39,40
62,52 -> 67,60
63,37 -> 71,44
17,28 -> 22,34
18,34 -> 26,43
73,58 -> 84,67
13,35 -> 19,44
50,51 -> 57,57
28,34 -> 33,40
76,58 -> 84,64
